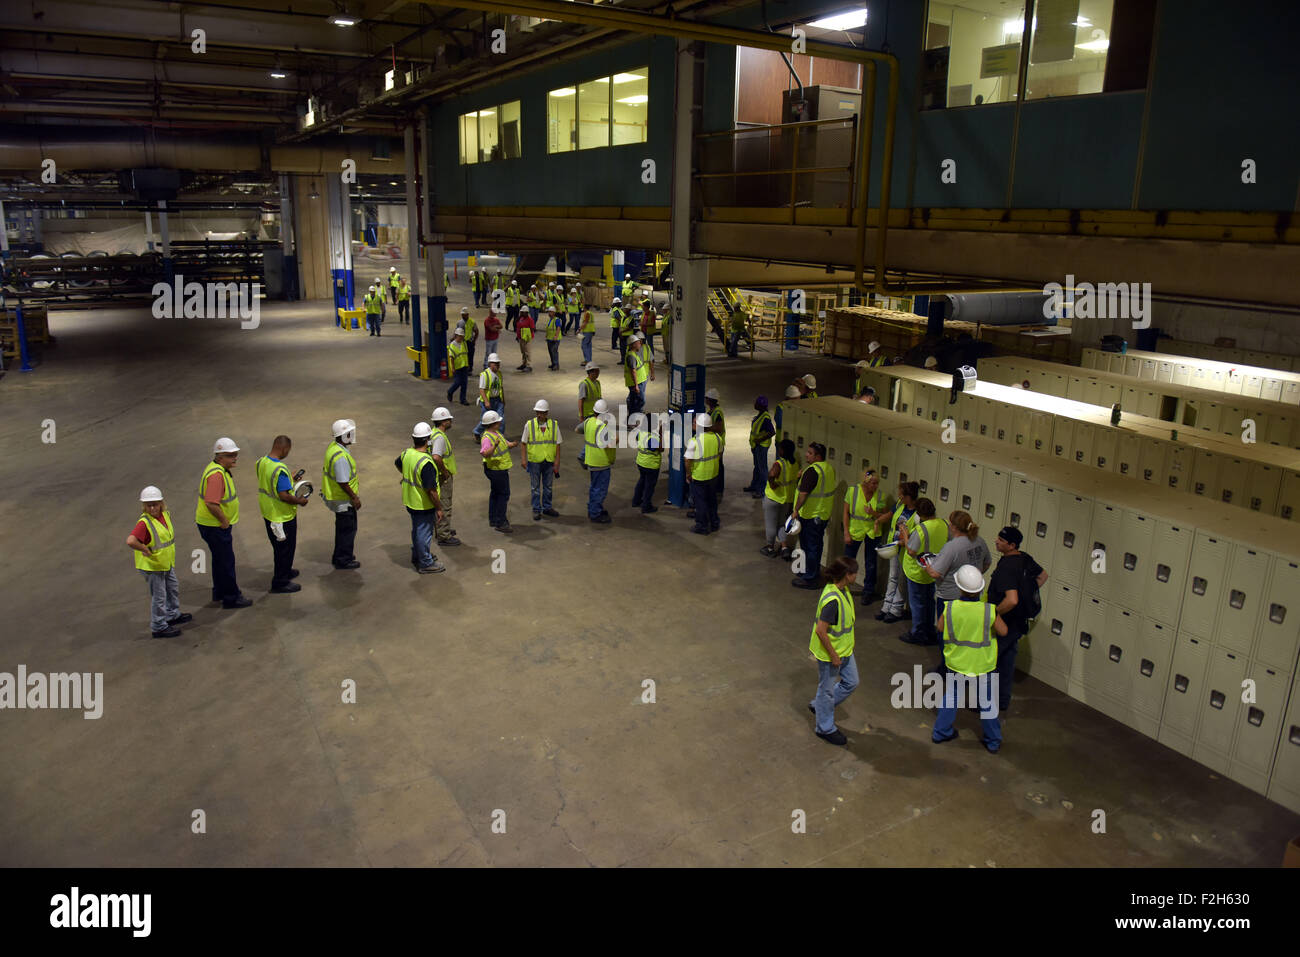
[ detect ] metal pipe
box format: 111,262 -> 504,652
412,0 -> 899,293
854,61 -> 876,292
1004,0 -> 1036,208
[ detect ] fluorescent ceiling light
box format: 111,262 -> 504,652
611,72 -> 644,83
808,9 -> 868,31
617,94 -> 649,104
549,88 -> 576,97
1073,16 -> 1092,26
1076,38 -> 1109,51
476,110 -> 496,117
269,70 -> 288,79
329,15 -> 360,27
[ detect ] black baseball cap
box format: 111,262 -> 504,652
997,526 -> 1024,546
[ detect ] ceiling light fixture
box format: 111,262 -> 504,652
549,88 -> 576,97
807,9 -> 868,31
616,94 -> 649,104
1076,37 -> 1110,51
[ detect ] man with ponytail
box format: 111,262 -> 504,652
807,557 -> 860,747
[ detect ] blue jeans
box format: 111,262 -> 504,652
568,312 -> 579,334
691,476 -> 718,532
906,578 -> 937,641
407,506 -> 436,569
474,397 -> 504,439
581,333 -> 594,364
141,568 -> 180,633
747,444 -> 768,491
484,466 -> 510,526
527,461 -> 555,512
843,533 -> 882,599
366,312 -> 380,334
644,333 -> 656,358
588,467 -> 611,517
483,341 -> 498,369
447,367 -> 468,403
547,339 -> 560,368
996,625 -> 1025,712
633,465 -> 659,510
727,330 -> 741,357
810,653 -> 859,735
933,672 -> 1002,750
798,517 -> 827,582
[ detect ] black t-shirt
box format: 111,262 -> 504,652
989,551 -> 1043,631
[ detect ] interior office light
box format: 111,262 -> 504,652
549,88 -> 576,97
616,95 -> 649,104
808,9 -> 868,31
1076,37 -> 1110,51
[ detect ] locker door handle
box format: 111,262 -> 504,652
1155,564 -> 1171,583
1269,603 -> 1287,625
940,486 -> 950,502
919,480 -> 929,493
1139,658 -> 1154,677
1062,532 -> 1075,548
1010,512 -> 1021,526
1036,522 -> 1047,538
1247,707 -> 1264,727
1209,690 -> 1226,709
1108,645 -> 1123,663
1124,553 -> 1138,572
1289,724 -> 1300,746
1191,576 -> 1208,596
1228,589 -> 1246,609
1051,619 -> 1063,636
1174,674 -> 1190,693
1079,631 -> 1092,649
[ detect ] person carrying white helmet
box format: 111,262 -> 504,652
520,398 -> 562,520
196,437 -> 252,609
255,435 -> 312,594
126,484 -> 191,637
396,423 -> 447,573
323,419 -> 362,569
429,407 -> 462,547
583,398 -> 616,523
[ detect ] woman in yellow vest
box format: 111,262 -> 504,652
127,485 -> 190,638
841,467 -> 893,606
760,438 -> 798,559
933,564 -> 1007,752
579,304 -> 596,365
808,556 -> 860,746
897,497 -> 949,646
877,481 -> 918,624
479,410 -> 520,533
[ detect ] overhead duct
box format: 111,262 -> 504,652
942,292 -> 1056,326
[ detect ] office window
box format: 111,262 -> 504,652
1025,0 -> 1115,99
548,67 -> 649,153
611,68 -> 649,146
548,87 -> 576,152
926,2 -> 1027,107
458,100 -> 521,164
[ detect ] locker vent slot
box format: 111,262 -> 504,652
1139,658 -> 1154,677
1035,522 -> 1047,538
1062,531 -> 1075,549
1269,603 -> 1286,625
1079,631 -> 1092,649
1010,512 -> 1021,527
1123,552 -> 1137,572
1156,564 -> 1171,583
1228,589 -> 1246,610
1108,645 -> 1123,664
1209,690 -> 1226,710
1247,707 -> 1264,727
1192,577 -> 1207,596
1174,674 -> 1189,693
1051,618 -> 1063,636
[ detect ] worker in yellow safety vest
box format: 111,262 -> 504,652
933,564 -> 1007,752
446,326 -> 470,406
322,418 -> 362,569
397,422 -> 446,574
609,297 -> 625,353
255,435 -> 311,594
505,279 -> 522,330
195,436 -> 250,608
631,411 -> 663,514
704,388 -> 726,498
363,287 -> 383,336
544,307 -> 563,371
429,407 -> 462,547
520,398 -> 562,521
744,395 -> 775,497
583,398 -> 616,523
397,277 -> 411,324
808,556 -> 861,746
898,496 -> 949,647
761,438 -> 799,558
388,266 -> 402,304
128,484 -> 190,638
791,441 -> 837,589
479,410 -> 519,533
686,411 -> 723,535
842,467 -> 891,606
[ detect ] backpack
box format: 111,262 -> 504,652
1016,554 -> 1042,622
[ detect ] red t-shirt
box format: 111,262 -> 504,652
485,314 -> 502,338
516,316 -> 534,340
131,513 -> 169,545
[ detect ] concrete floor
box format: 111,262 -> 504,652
1,292 -> 1296,867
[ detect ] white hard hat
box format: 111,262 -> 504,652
331,418 -> 353,438
534,399 -> 550,413
213,437 -> 240,454
431,407 -> 453,422
585,362 -> 600,372
412,422 -> 433,439
511,279 -> 518,285
389,266 -> 396,272
785,385 -> 801,398
783,515 -> 802,537
592,399 -> 609,414
460,307 -> 469,315
140,485 -> 164,502
487,353 -> 501,364
454,324 -> 465,335
695,412 -> 712,430
704,388 -> 719,400
802,374 -> 817,388
481,410 -> 503,425
955,564 -> 985,594
854,359 -> 871,369
548,307 -> 557,313
924,356 -> 938,369
557,284 -> 564,290
549,282 -> 556,287
612,297 -> 622,304
868,340 -> 880,352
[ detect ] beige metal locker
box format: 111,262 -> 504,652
936,452 -> 962,508
1070,421 -> 1096,469
978,466 -> 1010,526
1146,520 -> 1193,628
878,433 -> 899,484
1137,435 -> 1168,486
1070,374 -> 1096,405
1164,441 -> 1194,493
955,393 -> 978,434
957,461 -> 982,515
1228,662 -> 1292,795
894,438 -> 919,488
1116,432 -> 1144,480
1244,463 -> 1281,514
1242,374 -> 1265,400
1190,449 -> 1220,500
1181,532 -> 1231,638
1219,545 -> 1272,657
1051,416 -> 1075,462
1193,648 -> 1249,773
1213,455 -> 1249,508
1154,360 -> 1175,384
1261,410 -> 1294,447
1261,378 -> 1285,404
1137,358 -> 1158,381
1182,398 -> 1220,434
993,401 -> 1015,444
1027,410 -> 1053,454
1223,370 -> 1246,396
1030,483 -> 1060,557
1011,407 -> 1033,449
974,395 -> 999,440
1159,632 -> 1211,756
1007,476 -> 1034,532
913,445 -> 939,500
1070,596 -> 1110,697
822,420 -> 846,474
896,379 -> 916,416
1052,492 -> 1093,588
1086,503 -> 1123,602
1256,560 -> 1300,671
1030,580 -> 1080,691
1265,672 -> 1300,814
1100,605 -> 1141,703
1092,428 -> 1118,473
1171,362 -> 1193,387
1130,619 -> 1175,738
1280,379 -> 1300,405
857,428 -> 881,474
1277,470 -> 1300,522
1115,512 -> 1156,612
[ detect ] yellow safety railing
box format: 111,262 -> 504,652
337,307 -> 365,331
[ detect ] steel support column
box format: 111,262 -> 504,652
325,174 -> 354,318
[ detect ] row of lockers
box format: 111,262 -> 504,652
980,356 -> 1300,449
1081,348 -> 1300,406
1019,587 -> 1299,809
1155,337 -> 1300,376
856,366 -> 1300,522
784,396 -> 1300,813
788,401 -> 1300,668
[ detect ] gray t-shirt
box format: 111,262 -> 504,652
927,535 -> 993,600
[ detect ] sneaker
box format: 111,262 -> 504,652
982,739 -> 1000,754
590,513 -> 612,524
270,582 -> 302,594
791,577 -> 817,589
436,537 -> 462,547
416,563 -> 445,574
167,613 -> 193,625
881,614 -> 902,624
759,545 -> 777,557
815,729 -> 848,746
542,508 -> 559,517
151,626 -> 182,638
534,511 -> 542,521
875,611 -> 889,620
222,596 -> 253,609
898,633 -> 939,646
